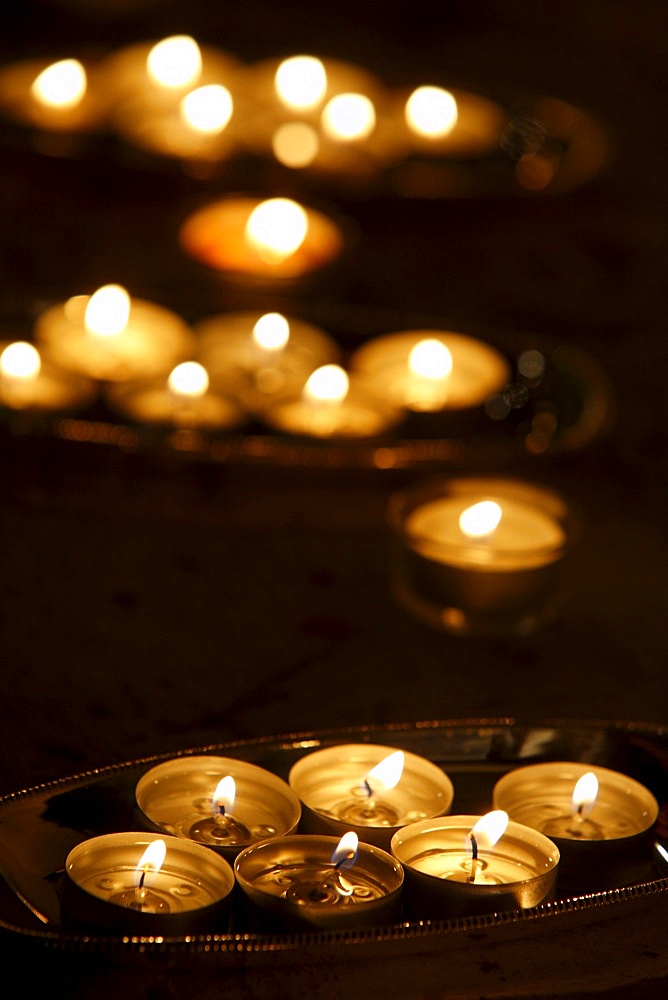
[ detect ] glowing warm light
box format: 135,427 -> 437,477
321,93 -> 376,141
244,198 -> 309,264
272,122 -> 320,168
657,843 -> 668,864
571,772 -> 598,818
304,364 -> 349,404
31,59 -> 86,109
0,342 -> 41,380
134,839 -> 167,887
84,285 -> 131,337
147,36 -> 202,89
458,501 -> 503,539
470,810 -> 509,850
408,339 -> 453,381
252,312 -> 290,352
275,56 -> 327,110
212,775 -> 236,814
180,84 -> 233,133
167,361 -> 209,398
331,830 -> 359,869
405,86 -> 458,138
366,751 -> 404,791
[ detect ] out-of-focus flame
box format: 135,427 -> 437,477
212,775 -> 236,814
31,59 -> 87,109
272,122 -> 320,168
147,36 -> 202,89
304,365 -> 348,404
252,312 -> 290,352
321,93 -> 376,141
134,839 -> 167,887
244,198 -> 309,264
1,342 -> 41,380
180,84 -> 233,133
408,339 -> 453,381
84,285 -> 131,337
168,361 -> 209,398
331,830 -> 358,869
366,750 -> 404,791
470,810 -> 509,850
274,56 -> 327,110
458,501 -> 503,539
571,772 -> 598,818
405,86 -> 458,138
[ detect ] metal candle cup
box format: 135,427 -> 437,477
388,476 -> 573,636
105,370 -> 246,432
397,85 -> 507,160
391,815 -> 559,919
289,744 -> 453,849
63,832 -> 234,934
493,762 -> 659,891
234,834 -> 403,931
135,756 -> 301,862
0,340 -> 95,413
0,56 -> 110,133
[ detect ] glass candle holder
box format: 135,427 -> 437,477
289,743 -> 453,849
234,833 -> 403,931
135,755 -> 301,862
391,815 -> 559,919
387,476 -> 574,637
493,762 -> 659,891
63,832 -> 234,934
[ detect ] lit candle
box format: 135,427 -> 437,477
179,195 -> 345,282
135,755 -> 301,861
235,832 -> 403,931
289,743 -> 454,849
256,363 -> 405,440
399,84 -> 507,158
349,330 -> 511,414
0,340 -> 95,413
387,476 -> 573,635
391,813 -> 559,918
34,284 -> 194,382
63,832 -> 234,933
0,56 -> 109,132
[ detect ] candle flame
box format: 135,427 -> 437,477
365,750 -> 404,792
244,198 -> 309,264
84,285 -> 131,337
459,501 -> 503,539
275,55 -> 327,110
212,775 -> 235,814
31,59 -> 87,109
331,830 -> 358,869
571,772 -> 598,818
304,365 -> 349,404
405,86 -> 458,138
470,810 -> 509,850
252,312 -> 290,352
321,93 -> 376,141
168,361 -> 209,398
1,342 -> 41,380
272,122 -> 320,168
408,339 -> 453,381
147,36 -> 202,89
180,84 -> 233,134
134,839 -> 167,887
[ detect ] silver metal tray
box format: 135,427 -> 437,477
0,719 -> 666,999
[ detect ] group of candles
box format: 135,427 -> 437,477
63,743 -> 660,934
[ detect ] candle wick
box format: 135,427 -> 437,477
334,852 -> 355,871
468,832 -> 479,883
363,779 -> 373,798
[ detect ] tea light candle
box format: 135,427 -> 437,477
391,813 -> 559,918
349,330 -> 511,413
256,364 -> 405,440
0,340 -> 95,412
34,284 -> 194,382
397,85 -> 507,159
135,755 -> 301,862
289,743 -> 453,849
179,195 -> 345,281
234,832 -> 403,931
388,476 -> 572,636
63,832 -> 234,934
0,56 -> 109,132
493,762 -> 659,890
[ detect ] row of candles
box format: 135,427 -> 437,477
63,744 -> 661,934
